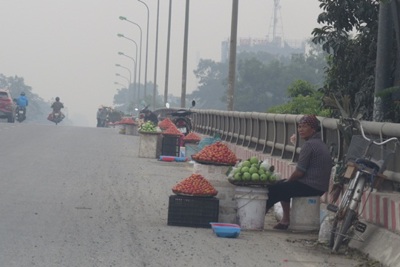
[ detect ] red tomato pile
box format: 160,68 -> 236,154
192,142 -> 237,165
158,118 -> 175,130
172,174 -> 218,196
118,117 -> 136,125
183,132 -> 201,143
162,124 -> 184,136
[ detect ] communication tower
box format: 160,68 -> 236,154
268,0 -> 284,47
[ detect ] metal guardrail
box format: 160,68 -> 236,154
155,108 -> 400,184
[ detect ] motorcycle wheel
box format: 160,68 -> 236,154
17,114 -> 24,122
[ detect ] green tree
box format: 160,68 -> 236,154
191,59 -> 227,109
190,47 -> 326,112
268,80 -> 331,116
312,0 -> 380,119
234,58 -> 282,111
287,79 -> 316,98
113,87 -> 130,112
234,49 -> 326,112
0,74 -> 50,122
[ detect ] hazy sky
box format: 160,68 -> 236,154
0,0 -> 321,127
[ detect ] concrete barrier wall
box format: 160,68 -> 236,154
361,192 -> 400,233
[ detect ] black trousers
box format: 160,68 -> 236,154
266,180 -> 324,212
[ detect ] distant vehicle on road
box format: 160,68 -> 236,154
0,88 -> 16,123
16,107 -> 26,122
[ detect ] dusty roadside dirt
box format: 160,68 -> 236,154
127,154 -> 385,267
1,125 -> 384,267
263,213 -> 384,267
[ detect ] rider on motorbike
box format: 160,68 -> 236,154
16,92 -> 28,117
140,106 -> 158,126
50,97 -> 65,120
96,106 -> 108,127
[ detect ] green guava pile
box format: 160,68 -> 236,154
227,156 -> 281,183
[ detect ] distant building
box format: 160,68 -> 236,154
221,37 -> 306,63
221,0 -> 306,63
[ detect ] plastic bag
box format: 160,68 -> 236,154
273,202 -> 283,221
318,213 -> 333,244
198,136 -> 221,150
260,159 -> 271,170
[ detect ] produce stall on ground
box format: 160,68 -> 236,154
165,138 -> 283,231
138,121 -> 162,158
168,174 -> 219,228
226,156 -> 281,186
191,142 -> 239,224
226,156 -> 282,230
160,124 -> 183,157
119,117 -> 138,136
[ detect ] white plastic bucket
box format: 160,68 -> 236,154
234,187 -> 268,230
179,146 -> 186,157
290,196 -> 321,231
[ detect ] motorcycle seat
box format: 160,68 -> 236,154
171,110 -> 193,117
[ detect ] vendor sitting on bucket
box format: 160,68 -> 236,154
265,115 -> 333,230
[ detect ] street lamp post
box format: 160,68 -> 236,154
116,63 -> 134,105
115,73 -> 130,87
117,34 -> 139,100
181,0 -> 190,108
152,0 -> 160,110
164,0 -> 172,105
138,0 -> 150,99
117,52 -> 137,105
227,0 -> 239,111
119,16 -> 143,103
114,76 -> 130,111
115,64 -> 132,85
114,81 -> 126,88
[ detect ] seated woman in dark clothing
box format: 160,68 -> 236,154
266,115 -> 333,230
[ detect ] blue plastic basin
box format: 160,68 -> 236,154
210,223 -> 241,238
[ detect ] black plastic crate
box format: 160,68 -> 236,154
167,195 -> 219,228
162,144 -> 179,156
162,136 -> 180,156
163,135 -> 181,146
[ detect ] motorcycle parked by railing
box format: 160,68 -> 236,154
170,100 -> 196,136
16,107 -> 26,123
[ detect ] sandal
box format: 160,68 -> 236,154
273,223 -> 289,230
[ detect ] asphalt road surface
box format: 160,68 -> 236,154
0,122 -> 374,267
